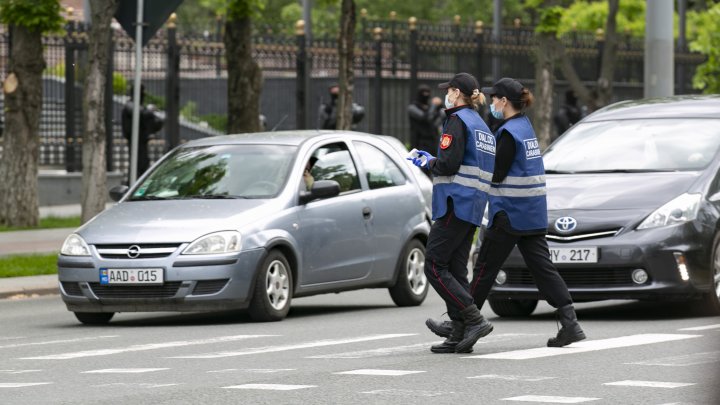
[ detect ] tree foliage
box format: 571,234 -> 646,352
0,0 -> 63,32
556,0 -> 645,38
688,2 -> 720,93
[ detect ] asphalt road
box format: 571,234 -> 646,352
1,290 -> 719,405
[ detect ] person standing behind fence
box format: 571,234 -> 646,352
408,84 -> 444,153
470,77 -> 585,348
408,72 -> 496,354
553,89 -> 582,140
121,85 -> 164,183
318,83 -> 364,130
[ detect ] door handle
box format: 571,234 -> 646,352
362,207 -> 372,219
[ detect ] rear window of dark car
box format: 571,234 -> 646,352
544,118 -> 720,172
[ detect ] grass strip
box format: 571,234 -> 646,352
0,254 -> 58,278
0,216 -> 80,232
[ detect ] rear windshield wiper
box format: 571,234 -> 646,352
187,194 -> 244,199
129,195 -> 169,201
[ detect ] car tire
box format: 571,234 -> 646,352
248,250 -> 293,322
488,298 -> 538,317
697,232 -> 720,315
389,239 -> 428,307
74,312 -> 114,325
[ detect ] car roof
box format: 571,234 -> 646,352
584,94 -> 720,122
181,130 -> 388,148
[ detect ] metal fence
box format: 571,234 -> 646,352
0,18 -> 706,173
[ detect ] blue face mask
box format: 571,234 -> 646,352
490,103 -> 504,119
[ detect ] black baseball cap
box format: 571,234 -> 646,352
438,72 -> 480,96
481,77 -> 523,102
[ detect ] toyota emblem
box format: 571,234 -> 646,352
127,245 -> 141,258
554,217 -> 577,233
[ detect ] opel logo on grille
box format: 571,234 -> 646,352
554,217 -> 577,233
127,245 -> 141,259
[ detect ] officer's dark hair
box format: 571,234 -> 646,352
509,88 -> 534,111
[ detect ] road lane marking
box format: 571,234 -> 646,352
468,374 -> 556,382
307,333 -> 538,359
169,334 -> 415,359
361,389 -> 455,397
82,368 -> 169,374
626,351 -> 720,367
604,380 -> 695,388
335,369 -> 425,376
0,335 -> 118,350
21,335 -> 275,360
223,384 -> 316,390
501,395 -> 600,403
0,370 -> 42,374
0,382 -> 52,388
92,383 -> 180,388
465,334 -> 701,360
679,324 -> 720,331
207,369 -> 295,374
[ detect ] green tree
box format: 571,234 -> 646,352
0,0 -> 63,227
337,0 -> 356,130
688,2 -> 720,93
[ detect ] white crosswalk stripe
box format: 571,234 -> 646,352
82,368 -> 169,374
169,334 -> 416,359
20,335 -> 274,360
501,395 -> 600,403
223,384 -> 316,390
335,369 -> 425,376
0,335 -> 118,350
465,334 -> 701,360
603,380 -> 695,388
0,382 -> 53,388
468,374 -> 556,382
626,351 -> 720,367
679,324 -> 720,331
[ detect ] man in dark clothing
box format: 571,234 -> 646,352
318,84 -> 365,130
553,90 -> 582,140
121,85 -> 164,180
408,84 -> 444,153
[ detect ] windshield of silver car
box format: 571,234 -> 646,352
544,119 -> 720,173
129,144 -> 296,200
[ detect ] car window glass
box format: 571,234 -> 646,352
353,141 -> 407,189
130,144 -> 295,200
544,119 -> 720,172
310,143 -> 360,193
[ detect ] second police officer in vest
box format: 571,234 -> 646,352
408,72 -> 496,353
428,78 -> 586,350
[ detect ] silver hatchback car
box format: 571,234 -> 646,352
58,131 -> 432,324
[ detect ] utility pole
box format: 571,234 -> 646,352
644,0 -> 674,98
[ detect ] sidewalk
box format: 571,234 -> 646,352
0,204 -> 89,299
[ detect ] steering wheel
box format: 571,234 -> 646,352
245,180 -> 278,194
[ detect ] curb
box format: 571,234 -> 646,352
0,286 -> 59,300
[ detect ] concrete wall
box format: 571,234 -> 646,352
38,170 -> 125,206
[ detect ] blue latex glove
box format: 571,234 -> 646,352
407,150 -> 435,168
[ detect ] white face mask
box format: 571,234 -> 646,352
444,90 -> 457,109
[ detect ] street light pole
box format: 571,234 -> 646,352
130,0 -> 144,185
644,0 -> 673,98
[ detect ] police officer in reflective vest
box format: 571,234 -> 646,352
471,77 -> 585,348
408,73 -> 495,353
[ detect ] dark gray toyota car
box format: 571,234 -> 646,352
486,95 -> 720,317
58,131 -> 432,324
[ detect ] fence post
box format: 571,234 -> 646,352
360,9 -> 367,76
105,27 -> 114,172
373,27 -> 383,134
409,17 -> 418,103
295,20 -> 307,130
215,14 -> 222,78
166,13 -> 180,148
595,28 -> 605,79
475,20 -> 484,84
390,11 -> 397,76
454,15 -> 461,72
64,17 -> 77,172
514,18 -> 521,45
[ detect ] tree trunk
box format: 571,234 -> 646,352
533,34 -> 557,150
336,0 -> 356,130
0,25 -> 44,227
596,0 -> 620,107
225,15 -> 262,133
80,0 -> 119,224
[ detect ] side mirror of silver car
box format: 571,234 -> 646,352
299,180 -> 341,204
109,185 -> 129,202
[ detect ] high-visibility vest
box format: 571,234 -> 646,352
432,107 -> 495,226
488,115 -> 548,231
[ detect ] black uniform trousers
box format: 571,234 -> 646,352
470,212 -> 573,310
424,199 -> 477,322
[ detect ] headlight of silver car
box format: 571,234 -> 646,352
182,231 -> 242,255
60,234 -> 91,256
637,193 -> 702,230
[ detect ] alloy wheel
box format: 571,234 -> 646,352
406,247 -> 427,296
265,259 -> 290,310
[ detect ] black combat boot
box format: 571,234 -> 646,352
425,318 -> 452,338
547,304 -> 586,347
454,305 -> 494,353
430,320 -> 466,353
